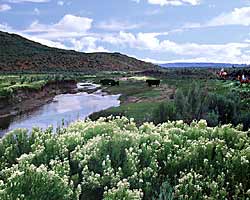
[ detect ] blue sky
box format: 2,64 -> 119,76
1,0 -> 250,63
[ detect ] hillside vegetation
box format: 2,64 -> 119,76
0,31 -> 157,72
0,117 -> 249,199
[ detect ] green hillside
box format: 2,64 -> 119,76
0,31 -> 157,72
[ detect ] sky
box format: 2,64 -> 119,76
1,0 -> 250,63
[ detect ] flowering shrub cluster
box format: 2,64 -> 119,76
0,117 -> 249,199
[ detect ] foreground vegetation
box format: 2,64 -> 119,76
0,117 -> 249,199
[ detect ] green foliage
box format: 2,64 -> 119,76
0,117 -> 249,199
103,180 -> 143,200
174,83 -> 208,122
1,163 -> 76,200
90,102 -> 162,124
153,181 -> 173,200
153,82 -> 243,127
0,74 -> 74,98
207,92 -> 241,125
204,110 -> 219,127
238,113 -> 250,131
153,102 -> 176,124
174,88 -> 188,118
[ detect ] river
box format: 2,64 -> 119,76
0,83 -> 120,136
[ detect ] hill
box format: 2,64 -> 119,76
160,62 -> 247,68
0,31 -> 157,72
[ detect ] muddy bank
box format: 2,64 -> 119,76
0,80 -> 77,119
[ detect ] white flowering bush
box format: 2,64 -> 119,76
0,117 -> 249,199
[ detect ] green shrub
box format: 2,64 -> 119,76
153,102 -> 176,124
152,83 -> 242,127
204,110 -> 219,127
153,181 -> 173,200
0,117 -> 249,199
238,113 -> 250,131
207,92 -> 241,125
174,83 -> 208,122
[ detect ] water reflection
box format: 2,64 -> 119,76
0,84 -> 120,136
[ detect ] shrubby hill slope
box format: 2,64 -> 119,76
0,31 -> 157,72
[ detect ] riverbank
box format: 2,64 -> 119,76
0,80 -> 77,119
0,81 -> 120,136
89,78 -> 175,124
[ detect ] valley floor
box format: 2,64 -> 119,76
1,67 -> 250,129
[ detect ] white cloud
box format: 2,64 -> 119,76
182,7 -> 250,30
102,31 -> 250,63
0,4 -> 11,12
97,20 -> 142,31
102,31 -> 169,49
0,23 -> 13,31
208,4 -> 215,8
28,36 -> 67,49
182,22 -> 201,29
141,57 -> 170,64
7,0 -> 49,3
24,14 -> 93,39
0,23 -> 67,49
33,8 -> 40,15
147,0 -> 200,6
145,9 -> 162,16
0,16 -> 108,53
207,7 -> 250,27
55,14 -> 92,33
70,37 -> 109,52
57,1 -> 64,6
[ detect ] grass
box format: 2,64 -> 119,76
0,75 -> 46,97
163,77 -> 235,95
1,70 -> 249,125
91,72 -> 250,124
90,76 -> 174,124
90,101 -> 162,124
133,89 -> 161,98
0,74 -> 75,98
103,80 -> 159,102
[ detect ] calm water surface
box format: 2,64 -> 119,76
0,83 -> 120,136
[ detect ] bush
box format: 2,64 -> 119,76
204,110 -> 219,127
153,102 -> 176,124
152,83 -> 242,127
207,92 -> 241,125
0,117 -> 249,199
174,83 -> 208,122
238,113 -> 250,131
153,181 -> 173,200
